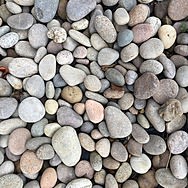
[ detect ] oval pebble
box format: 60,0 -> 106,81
114,8 -> 129,25
45,99 -> 58,115
0,32 -> 19,49
26,137 -> 51,150
56,50 -> 74,65
117,29 -> 133,47
105,174 -> 118,188
0,174 -> 23,188
36,144 -> 55,160
96,138 -> 110,158
118,93 -> 134,110
78,133 -> 95,152
0,78 -> 12,97
84,75 -> 101,92
6,2 -> 22,14
176,66 -> 188,87
44,123 -> 61,137
66,178 -> 92,188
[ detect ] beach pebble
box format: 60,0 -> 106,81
78,133 -> 95,152
122,180 -> 139,188
45,99 -> 58,115
125,70 -> 138,85
117,29 -> 133,47
118,93 -> 134,110
84,75 -> 101,92
0,174 -> 23,188
90,33 -> 108,51
47,27 -> 67,43
66,178 -> 92,188
56,50 -> 73,65
52,126 -> 81,166
0,32 -> 19,49
105,174 -> 118,188
36,144 -> 55,160
13,0 -> 34,6
176,66 -> 188,87
0,81 -> 11,98
0,160 -> 14,177
114,8 -> 129,25
96,138 -> 110,158
6,2 -> 22,14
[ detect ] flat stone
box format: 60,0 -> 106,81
57,50 -> 74,65
66,178 -> 92,188
0,97 -> 17,120
52,126 -> 82,167
127,138 -> 142,156
0,174 -> 23,188
176,66 -> 188,87
174,45 -> 188,56
118,93 -> 134,110
95,15 -> 117,43
6,2 -> 22,14
18,97 -> 45,123
90,33 -> 108,51
78,133 -> 95,152
44,123 -> 61,137
96,138 -> 110,158
114,8 -> 129,25
105,174 -> 118,188
0,161 -> 14,177
134,72 -> 160,99
7,13 -> 34,30
9,58 -> 37,78
0,32 -> 19,49
57,106 -> 83,128
90,152 -> 102,171
13,0 -> 34,6
103,157 -> 120,170
26,137 -> 51,150
60,65 -> 86,86
84,75 -> 101,92
39,54 -> 56,81
34,47 -> 47,63
34,0 -> 59,23
105,106 -> 132,138
36,144 -> 55,160
117,29 -> 133,47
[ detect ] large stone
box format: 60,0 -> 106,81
0,174 -> 23,188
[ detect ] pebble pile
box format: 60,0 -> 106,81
0,0 -> 188,188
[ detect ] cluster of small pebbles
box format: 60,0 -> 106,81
0,0 -> 188,187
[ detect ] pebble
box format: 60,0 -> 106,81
28,24 -> 48,49
78,133 -> 95,152
115,162 -> 132,183
158,25 -> 177,49
102,0 -> 118,6
0,160 -> 14,177
56,50 -> 73,65
90,33 -> 108,51
119,0 -> 137,11
66,178 -> 92,188
103,157 -> 120,169
0,150 -> 4,165
62,36 -> 78,52
134,72 -> 160,99
177,33 -> 188,44
155,168 -> 188,188
18,97 -> 45,123
31,118 -> 47,137
8,128 -> 31,155
90,151 -> 102,171
24,180 -> 40,188
8,58 -> 38,78
95,15 -> 117,43
145,16 -> 161,36
26,137 -> 51,150
6,2 -> 22,14
94,169 -> 106,185
34,0 -> 59,23
0,26 -> 10,37
57,106 -> 83,128
0,118 -> 26,135
73,103 -> 85,115
174,45 -> 188,56
168,0 -> 188,21
0,174 -> 23,188
121,43 -> 139,63
105,174 -> 118,188
167,130 -> 188,154
176,66 -> 188,87
44,123 -> 61,137
20,151 -> 43,175
45,99 -> 58,115
73,46 -> 87,59
0,32 -> 19,49
144,135 -> 166,155
25,75 -> 45,98
0,97 -> 17,119
52,126 -> 81,166
13,0 -> 34,6
122,180 -> 139,188
87,47 -> 98,61
72,19 -> 89,30
117,29 -> 133,47
139,60 -> 163,75
36,144 -> 55,160
60,65 -> 86,86
130,154 -> 151,174
67,0 -> 96,21
96,138 -> 110,158
34,47 -> 47,63
114,8 -> 129,25
84,75 -> 101,92
118,93 -> 134,110
105,106 -> 132,138
7,13 -> 34,30
98,48 -> 119,66
125,70 -> 138,85
85,100 -> 104,123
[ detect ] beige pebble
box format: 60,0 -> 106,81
73,103 -> 85,115
96,138 -> 110,158
79,133 -> 95,152
103,157 -> 120,170
45,99 -> 58,115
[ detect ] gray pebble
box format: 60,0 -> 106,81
0,32 -> 19,49
6,2 -> 22,14
49,154 -> 61,167
176,66 -> 188,87
36,144 -> 55,160
85,91 -> 108,104
24,180 -> 40,188
0,174 -> 23,188
34,46 -> 47,63
0,78 -> 12,97
31,118 -> 48,137
0,150 -> 4,165
53,74 -> 67,88
26,137 -> 51,150
119,0 -> 137,11
105,174 -> 118,188
46,81 -> 55,99
118,93 -> 134,110
80,121 -> 94,133
0,26 -> 10,37
174,45 -> 188,56
117,29 -> 133,48
0,161 -> 14,177
90,61 -> 104,79
125,70 -> 138,85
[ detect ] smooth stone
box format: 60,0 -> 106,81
73,46 -> 87,58
98,121 -> 110,137
167,130 -> 188,154
36,144 -> 55,160
127,138 -> 142,156
28,24 -> 48,49
144,135 -> 166,155
5,148 -> 20,162
105,68 -> 125,86
34,0 -> 59,23
105,106 -> 132,138
0,32 -> 19,49
25,75 -> 45,98
34,47 -> 47,63
98,48 -> 119,66
84,75 -> 101,92
96,138 -> 110,158
57,50 -> 73,65
0,150 -> 4,165
139,60 -> 163,75
44,123 -> 61,137
67,0 -> 96,21
0,118 -> 26,135
53,74 -> 66,88
60,65 -> 86,86
158,25 -> 177,49
24,180 -> 40,188
134,72 -> 159,99
130,154 -> 151,174
119,0 -> 137,11
9,58 -> 37,78
90,33 -> 108,51
103,157 -> 120,170
18,97 -> 45,123
115,162 -> 132,183
174,45 -> 188,56
132,23 -> 154,43
122,180 -> 139,188
140,38 -> 164,59
57,106 -> 83,128
170,155 -> 188,179
111,141 -> 128,162
90,152 -> 102,171
46,81 -> 55,99
39,54 -> 56,81
155,168 -> 187,188
47,27 -> 67,43
85,100 -> 104,124
6,2 -> 22,14
0,4 -> 11,22
121,43 -> 139,63
95,15 -> 117,43
125,70 -> 138,85
62,36 -> 78,52
132,123 -> 149,144
138,0 -> 154,3
7,13 -> 34,30
118,93 -> 134,110
94,169 -> 106,185
0,174 -> 23,188
0,97 -> 17,119
0,161 -> 14,177
102,0 -> 118,6
8,128 -> 31,155
13,0 -> 34,6
5,75 -> 21,90
114,8 -> 129,25
78,133 -> 95,152
145,99 -> 165,132
66,178 -> 92,188
168,0 -> 188,21
153,79 -> 179,104
26,137 -> 51,150
117,29 -> 133,47
134,99 -> 146,110
40,168 -> 57,188
177,33 -> 188,44
52,126 -> 82,167
45,99 -> 58,115
0,26 -> 10,37
31,118 -> 48,137
176,66 -> 188,87
105,174 -> 118,188
72,19 -> 89,30
20,151 -> 43,175
145,16 -> 161,36
15,41 -> 36,58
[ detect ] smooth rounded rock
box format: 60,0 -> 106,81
0,174 -> 23,188
66,178 -> 92,188
47,27 -> 67,43
45,99 -> 58,115
118,93 -> 134,110
0,78 -> 12,97
105,174 -> 118,188
13,0 -> 34,6
44,123 -> 61,138
57,50 -> 73,65
117,29 -> 133,47
114,8 -> 129,25
0,32 -> 19,49
84,75 -> 101,92
96,138 -> 110,158
36,144 -> 55,160
122,180 -> 139,188
78,133 -> 95,152
90,152 -> 102,172
176,66 -> 188,87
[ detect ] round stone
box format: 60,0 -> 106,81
47,27 -> 67,43
6,2 -> 22,14
118,93 -> 134,110
8,128 -> 31,155
103,157 -> 120,170
114,8 -> 129,25
84,75 -> 102,92
134,72 -> 160,99
0,78 -> 12,97
0,32 -> 19,49
105,174 -> 118,188
176,66 -> 188,87
52,126 -> 82,166
44,123 -> 61,137
90,33 -> 107,51
117,29 -> 133,47
0,174 -> 23,188
57,50 -> 74,65
66,178 -> 92,188
119,0 -> 137,11
122,180 -> 139,188
96,138 -> 110,158
36,144 -> 55,160
130,154 -> 151,174
45,99 -> 58,115
20,151 -> 43,175
78,133 -> 95,152
18,97 -> 45,123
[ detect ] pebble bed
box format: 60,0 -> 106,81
0,0 -> 188,188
